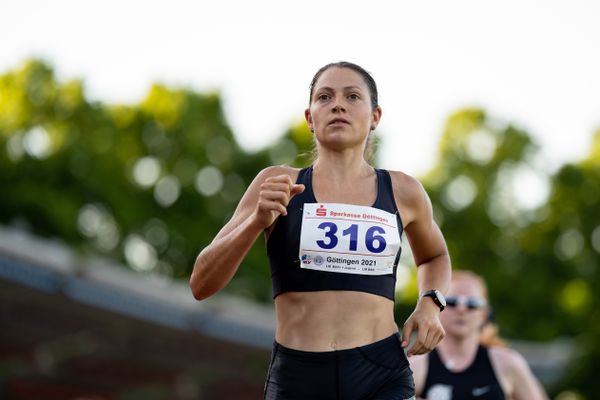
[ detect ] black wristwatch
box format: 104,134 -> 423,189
422,289 -> 446,312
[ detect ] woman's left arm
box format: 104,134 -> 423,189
392,172 -> 451,356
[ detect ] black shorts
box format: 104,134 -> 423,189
264,333 -> 415,400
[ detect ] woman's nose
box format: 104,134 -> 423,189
332,102 -> 345,112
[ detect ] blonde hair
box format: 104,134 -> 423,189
452,270 -> 507,348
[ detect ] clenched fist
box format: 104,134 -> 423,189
253,174 -> 305,229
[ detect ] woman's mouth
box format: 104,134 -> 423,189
329,118 -> 349,126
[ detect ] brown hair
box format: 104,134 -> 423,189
452,270 -> 507,348
308,61 -> 379,110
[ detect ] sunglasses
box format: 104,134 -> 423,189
445,295 -> 487,310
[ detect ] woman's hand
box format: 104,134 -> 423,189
253,174 -> 304,229
401,298 -> 445,356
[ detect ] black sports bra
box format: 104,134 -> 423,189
266,166 -> 404,300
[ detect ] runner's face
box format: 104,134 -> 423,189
440,277 -> 489,339
305,67 -> 381,151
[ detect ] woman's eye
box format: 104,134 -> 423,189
318,94 -> 331,101
348,94 -> 360,100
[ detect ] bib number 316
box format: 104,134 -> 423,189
316,222 -> 387,253
299,203 -> 400,276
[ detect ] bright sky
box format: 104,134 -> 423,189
2,0 -> 599,178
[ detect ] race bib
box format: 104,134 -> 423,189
299,203 -> 401,275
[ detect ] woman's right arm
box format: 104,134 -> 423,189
189,166 -> 304,300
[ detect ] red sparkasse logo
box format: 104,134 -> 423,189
316,205 -> 327,217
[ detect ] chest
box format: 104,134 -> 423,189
425,349 -> 506,400
312,175 -> 378,206
425,382 -> 505,399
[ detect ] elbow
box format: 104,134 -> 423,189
189,277 -> 202,300
189,267 -> 214,301
191,287 -> 209,301
189,256 -> 217,301
190,275 -> 212,301
415,251 -> 450,268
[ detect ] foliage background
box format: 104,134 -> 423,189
1,60 -> 599,398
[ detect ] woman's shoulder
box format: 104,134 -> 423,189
387,169 -> 424,191
386,169 -> 430,210
408,353 -> 430,397
487,345 -> 542,396
487,346 -> 531,375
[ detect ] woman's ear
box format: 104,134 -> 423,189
371,106 -> 382,131
305,108 -> 314,132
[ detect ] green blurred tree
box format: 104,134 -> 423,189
0,59 -> 311,302
524,129 -> 600,397
417,109 -> 549,339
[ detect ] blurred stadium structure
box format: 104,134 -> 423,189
0,226 -> 573,399
0,226 -> 274,399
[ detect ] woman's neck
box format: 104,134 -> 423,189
312,154 -> 373,181
436,334 -> 480,371
311,156 -> 377,205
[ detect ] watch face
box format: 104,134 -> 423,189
435,290 -> 446,307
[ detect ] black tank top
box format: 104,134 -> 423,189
423,346 -> 506,400
266,166 -> 404,300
